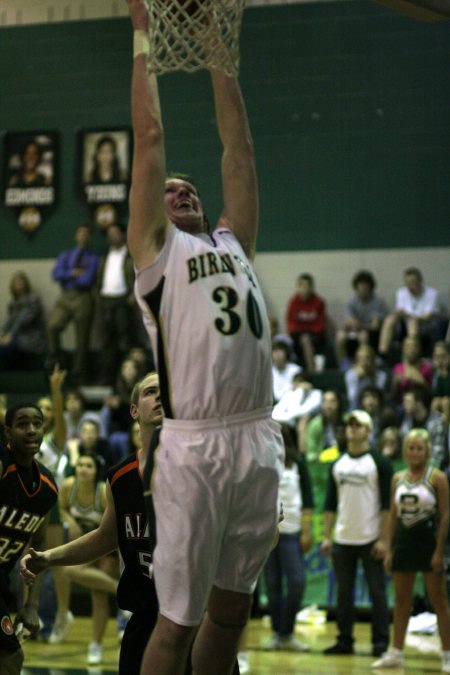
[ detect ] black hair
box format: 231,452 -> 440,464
323,389 -> 344,417
90,135 -> 122,184
76,453 -> 103,484
404,385 -> 431,408
76,222 -> 92,232
297,273 -> 314,286
64,388 -> 87,408
5,403 -> 44,427
21,140 -> 42,161
272,341 -> 290,358
9,271 -> 32,299
404,267 -> 422,281
359,385 -> 383,407
106,222 -> 126,234
352,270 -> 376,291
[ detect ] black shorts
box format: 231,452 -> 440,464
0,572 -> 20,653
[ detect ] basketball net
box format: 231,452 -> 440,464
146,0 -> 246,76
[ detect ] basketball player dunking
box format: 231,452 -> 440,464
126,1 -> 284,674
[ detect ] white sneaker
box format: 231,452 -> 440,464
262,633 -> 281,650
87,642 -> 103,665
279,635 -> 310,652
372,648 -> 404,668
442,653 -> 450,673
237,651 -> 249,674
48,611 -> 74,645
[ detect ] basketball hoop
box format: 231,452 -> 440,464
146,0 -> 246,76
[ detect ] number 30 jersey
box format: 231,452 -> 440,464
135,226 -> 273,420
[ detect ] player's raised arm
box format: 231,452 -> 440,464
127,0 -> 169,270
211,69 -> 259,262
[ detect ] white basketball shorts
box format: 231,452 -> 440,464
151,408 -> 284,626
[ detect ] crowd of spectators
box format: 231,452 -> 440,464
1,259 -> 448,475
0,254 -> 449,662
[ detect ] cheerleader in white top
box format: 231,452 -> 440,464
373,429 -> 450,672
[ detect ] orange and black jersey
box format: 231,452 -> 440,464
107,451 -> 158,615
0,453 -> 58,574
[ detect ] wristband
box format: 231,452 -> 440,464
134,30 -> 150,59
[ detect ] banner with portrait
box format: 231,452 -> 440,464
2,131 -> 58,234
77,127 -> 132,229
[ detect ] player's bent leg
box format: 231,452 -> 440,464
0,647 -> 24,675
191,586 -> 252,675
140,613 -> 196,675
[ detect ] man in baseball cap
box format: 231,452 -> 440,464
345,409 -> 373,431
321,408 -> 392,657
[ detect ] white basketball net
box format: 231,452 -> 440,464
146,0 -> 246,76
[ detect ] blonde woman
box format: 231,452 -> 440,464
373,429 -> 450,672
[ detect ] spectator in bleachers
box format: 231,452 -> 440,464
58,454 -> 118,665
96,224 -> 136,385
263,425 -> 314,652
286,273 -> 327,372
391,336 -> 433,405
109,418 -> 142,462
378,426 -> 403,467
400,388 -> 448,467
99,357 -> 140,437
335,270 -> 387,371
272,372 -> 323,454
125,345 -> 155,379
47,223 -> 99,384
359,385 -> 398,449
51,456 -> 118,665
63,389 -> 101,440
0,271 -> 47,363
431,341 -> 450,426
35,365 -> 71,643
305,390 -> 345,463
269,315 -> 280,339
67,419 -> 118,480
378,267 -> 444,361
272,339 -> 302,403
345,345 -> 387,412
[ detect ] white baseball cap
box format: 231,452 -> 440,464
346,409 -> 373,431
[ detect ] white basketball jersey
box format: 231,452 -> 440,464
135,225 -> 273,420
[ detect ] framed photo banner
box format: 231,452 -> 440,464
77,127 -> 132,229
3,131 -> 58,234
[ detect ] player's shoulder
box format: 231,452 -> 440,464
107,452 -> 139,487
35,460 -> 59,493
0,450 -> 14,478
